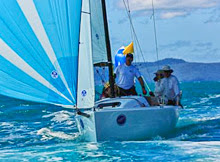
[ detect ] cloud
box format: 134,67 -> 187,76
195,42 -> 212,48
158,40 -> 219,61
159,40 -> 216,52
118,0 -> 218,11
117,17 -> 128,24
160,11 -> 188,19
204,8 -> 220,23
191,47 -> 220,62
191,42 -> 215,53
160,40 -> 192,50
117,0 -> 220,19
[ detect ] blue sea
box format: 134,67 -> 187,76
0,82 -> 220,161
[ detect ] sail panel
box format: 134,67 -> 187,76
77,0 -> 95,108
0,0 -> 82,106
90,0 -> 108,64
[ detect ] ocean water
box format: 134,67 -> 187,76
0,82 -> 220,161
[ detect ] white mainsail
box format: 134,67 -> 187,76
77,0 -> 95,108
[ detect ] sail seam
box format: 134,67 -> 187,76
17,0 -> 75,103
0,39 -> 73,104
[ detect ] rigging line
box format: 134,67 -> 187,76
126,0 -> 140,63
151,0 -> 160,69
126,0 -> 135,44
123,0 -> 137,63
95,68 -> 106,84
95,90 -> 102,95
122,0 -> 152,80
134,35 -> 140,63
122,0 -> 145,62
102,67 -> 107,83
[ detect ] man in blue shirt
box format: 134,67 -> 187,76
114,53 -> 147,96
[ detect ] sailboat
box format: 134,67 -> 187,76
0,0 -> 179,142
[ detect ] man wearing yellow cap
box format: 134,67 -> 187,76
114,53 -> 147,96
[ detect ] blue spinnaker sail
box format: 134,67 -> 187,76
0,0 -> 82,106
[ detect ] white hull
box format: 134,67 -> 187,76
76,96 -> 179,142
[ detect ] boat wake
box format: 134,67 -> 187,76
42,110 -> 75,125
166,117 -> 220,141
191,94 -> 220,105
37,128 -> 80,141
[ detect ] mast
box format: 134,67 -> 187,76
101,0 -> 115,97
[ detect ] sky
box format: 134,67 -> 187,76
106,0 -> 220,63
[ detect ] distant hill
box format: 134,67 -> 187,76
135,58 -> 220,82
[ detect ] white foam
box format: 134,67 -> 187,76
209,94 -> 220,99
195,116 -> 220,122
19,104 -> 30,107
191,93 -> 220,105
2,133 -> 25,141
86,143 -> 99,150
46,157 -> 63,161
1,122 -> 14,127
37,128 -> 79,141
42,111 -> 74,124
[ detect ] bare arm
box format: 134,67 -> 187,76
138,77 -> 145,88
138,77 -> 147,95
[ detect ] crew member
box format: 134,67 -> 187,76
148,70 -> 164,105
150,69 -> 164,97
155,65 -> 180,105
114,53 -> 147,96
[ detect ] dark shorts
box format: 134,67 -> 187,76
117,86 -> 137,96
167,100 -> 176,106
167,100 -> 183,108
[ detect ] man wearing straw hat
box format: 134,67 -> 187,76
155,65 -> 180,106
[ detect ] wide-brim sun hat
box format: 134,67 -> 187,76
162,65 -> 173,73
154,69 -> 163,74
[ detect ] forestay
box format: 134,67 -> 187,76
0,0 -> 82,107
